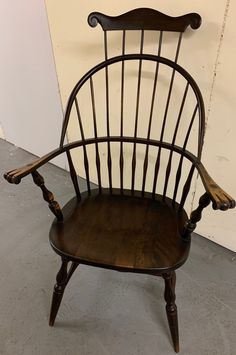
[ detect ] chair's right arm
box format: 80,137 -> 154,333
4,146 -> 64,184
4,146 -> 66,221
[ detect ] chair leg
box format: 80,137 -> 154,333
163,271 -> 179,353
66,262 -> 79,286
49,257 -> 72,326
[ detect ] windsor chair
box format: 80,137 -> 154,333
4,8 -> 235,353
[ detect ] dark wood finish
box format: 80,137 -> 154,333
31,170 -> 63,221
172,105 -> 198,205
49,257 -> 68,326
152,33 -> 183,198
179,164 -> 195,210
183,193 -> 211,240
49,259 -> 79,326
4,136 -> 235,211
3,8 -> 235,353
131,30 -> 144,192
58,54 -> 206,151
164,83 -> 189,200
74,98 -> 91,194
49,189 -> 189,273
66,262 -> 79,286
142,31 -> 163,195
104,31 -> 112,192
163,272 -> 179,353
90,77 -> 102,192
88,8 -> 202,32
119,30 -> 126,192
66,150 -> 81,199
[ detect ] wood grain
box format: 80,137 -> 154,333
49,189 -> 190,273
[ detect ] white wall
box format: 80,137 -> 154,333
45,1 -> 236,250
194,0 -> 236,251
0,0 -> 65,168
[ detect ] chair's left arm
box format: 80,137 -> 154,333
196,161 -> 235,211
183,158 -> 235,240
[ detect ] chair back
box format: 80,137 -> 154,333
60,8 -> 204,211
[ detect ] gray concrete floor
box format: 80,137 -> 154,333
0,138 -> 236,355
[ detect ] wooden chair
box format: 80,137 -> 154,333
4,8 -> 235,353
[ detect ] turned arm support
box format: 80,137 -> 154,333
183,162 -> 235,240
183,193 -> 210,240
31,170 -> 63,221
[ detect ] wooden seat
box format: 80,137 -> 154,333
50,189 -> 189,272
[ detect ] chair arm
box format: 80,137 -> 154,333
196,162 -> 235,211
4,147 -> 65,221
4,147 -> 63,184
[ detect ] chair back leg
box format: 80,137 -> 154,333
163,271 -> 179,353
